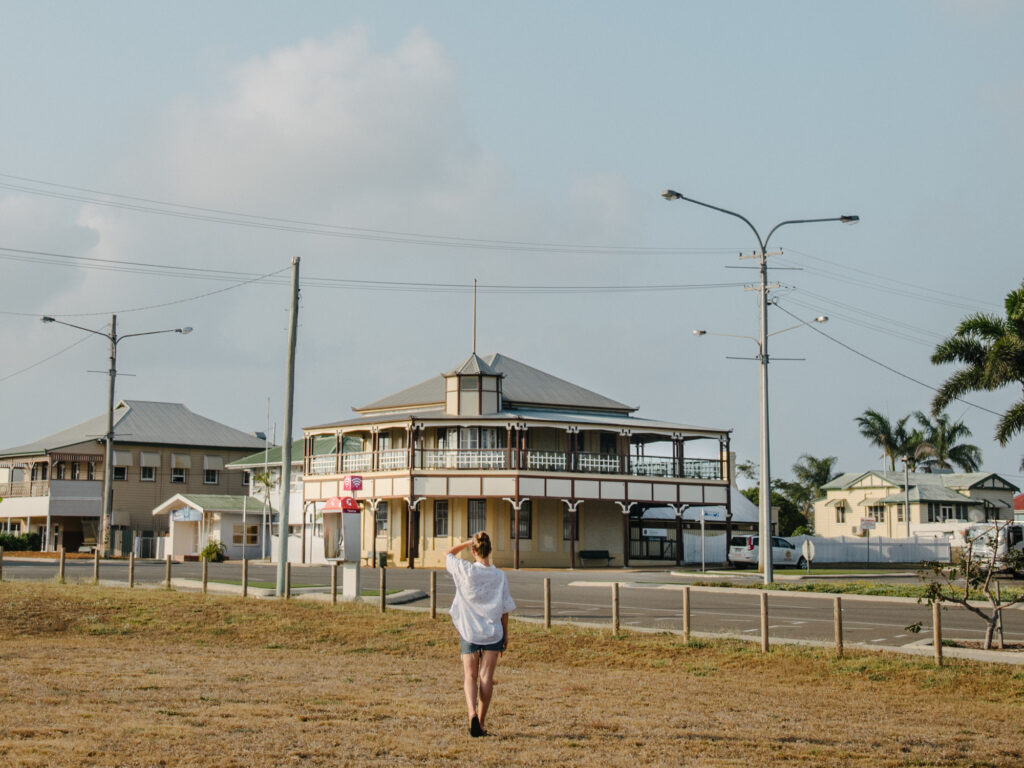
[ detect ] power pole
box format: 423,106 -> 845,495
276,257 -> 300,597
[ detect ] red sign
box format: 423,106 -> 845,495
323,496 -> 360,512
343,475 -> 363,491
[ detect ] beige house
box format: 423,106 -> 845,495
302,352 -> 733,569
0,400 -> 266,553
813,470 -> 1019,540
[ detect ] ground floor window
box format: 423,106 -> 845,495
563,506 -> 579,540
433,500 -> 449,537
895,504 -> 904,523
375,501 -> 389,536
87,462 -> 95,480
468,499 -> 486,534
867,505 -> 885,523
141,466 -> 156,482
171,468 -> 186,483
834,503 -> 846,524
204,469 -> 219,485
113,466 -> 127,481
510,500 -> 531,539
926,503 -> 968,522
232,524 -> 258,545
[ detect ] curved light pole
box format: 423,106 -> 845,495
41,314 -> 192,556
665,189 -> 857,583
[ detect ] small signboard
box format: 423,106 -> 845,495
859,518 -> 877,531
324,496 -> 361,513
343,475 -> 363,491
171,507 -> 202,523
642,528 -> 668,539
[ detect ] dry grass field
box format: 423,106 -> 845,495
1,582 -> 1022,767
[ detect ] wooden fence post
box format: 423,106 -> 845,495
379,566 -> 387,613
760,592 -> 769,653
58,547 -> 66,584
128,551 -> 135,588
933,602 -> 943,667
93,548 -> 100,584
429,571 -> 437,619
242,559 -> 249,599
544,577 -> 551,629
612,582 -> 620,634
164,555 -> 171,589
331,562 -> 338,604
683,586 -> 691,643
202,558 -> 208,594
834,596 -> 843,657
285,562 -> 291,599
0,546 -> 4,581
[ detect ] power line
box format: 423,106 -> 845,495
0,332 -> 94,384
0,244 -> 747,299
772,299 -> 1004,419
0,172 -> 738,257
777,249 -> 999,312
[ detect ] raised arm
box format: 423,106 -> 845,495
447,538 -> 475,557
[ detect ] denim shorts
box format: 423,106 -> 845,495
460,637 -> 505,655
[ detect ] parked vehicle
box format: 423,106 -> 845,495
728,535 -> 806,568
963,523 -> 1024,574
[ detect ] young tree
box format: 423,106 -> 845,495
918,522 -> 1024,650
912,411 -> 983,472
931,280 -> 1024,449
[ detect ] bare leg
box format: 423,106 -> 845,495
477,651 -> 500,729
461,652 -> 480,721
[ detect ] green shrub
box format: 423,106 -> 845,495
200,541 -> 227,562
0,532 -> 42,551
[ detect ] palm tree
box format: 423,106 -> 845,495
932,280 -> 1024,448
791,454 -> 840,504
912,411 -> 983,472
855,409 -> 913,471
787,454 -> 840,530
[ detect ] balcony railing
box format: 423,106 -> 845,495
0,480 -> 50,498
305,449 -> 724,481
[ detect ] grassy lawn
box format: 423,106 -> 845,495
2,582 -> 1023,767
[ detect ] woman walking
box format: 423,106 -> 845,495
446,531 -> 516,737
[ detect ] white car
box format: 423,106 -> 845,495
728,535 -> 805,569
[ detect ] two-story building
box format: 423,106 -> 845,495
0,400 -> 266,554
813,470 -> 1019,540
302,352 -> 733,569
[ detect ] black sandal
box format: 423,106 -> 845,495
470,715 -> 483,737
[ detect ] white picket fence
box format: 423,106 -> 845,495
787,535 -> 951,564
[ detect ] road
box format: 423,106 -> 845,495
4,557 -> 1023,650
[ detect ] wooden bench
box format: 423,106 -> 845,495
578,549 -> 614,567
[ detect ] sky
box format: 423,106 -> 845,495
1,1 -> 1022,487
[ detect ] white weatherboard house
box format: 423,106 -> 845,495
301,352 -> 734,569
153,493 -> 269,561
813,470 -> 1019,541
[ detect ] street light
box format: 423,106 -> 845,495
664,189 -> 857,583
41,314 -> 192,556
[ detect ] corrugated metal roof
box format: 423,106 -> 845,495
0,400 -> 266,457
153,493 -> 269,515
308,406 -> 726,435
356,352 -> 635,414
446,353 -> 501,376
875,486 -> 983,505
821,470 -> 1017,493
225,439 -> 303,468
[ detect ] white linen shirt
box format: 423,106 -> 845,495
446,553 -> 516,645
